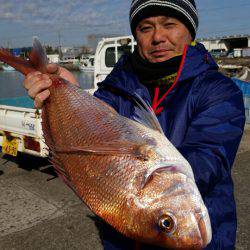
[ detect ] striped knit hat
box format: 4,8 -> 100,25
130,0 -> 198,39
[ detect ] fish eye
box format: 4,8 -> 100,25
158,214 -> 176,234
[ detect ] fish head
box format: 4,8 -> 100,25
128,167 -> 212,249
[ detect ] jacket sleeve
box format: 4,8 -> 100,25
178,73 -> 245,250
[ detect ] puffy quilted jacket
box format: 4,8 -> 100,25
94,43 -> 245,250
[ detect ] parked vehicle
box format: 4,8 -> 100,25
227,51 -> 234,58
0,97 -> 48,157
94,35 -> 136,87
210,49 -> 227,58
242,48 -> 250,58
234,48 -> 243,58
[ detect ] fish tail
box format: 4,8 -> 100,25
0,37 -> 48,76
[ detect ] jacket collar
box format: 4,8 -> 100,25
178,42 -> 218,82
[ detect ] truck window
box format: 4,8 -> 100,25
105,46 -> 132,68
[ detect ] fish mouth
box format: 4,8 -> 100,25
197,211 -> 212,248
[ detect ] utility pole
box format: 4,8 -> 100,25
58,31 -> 61,48
58,31 -> 63,59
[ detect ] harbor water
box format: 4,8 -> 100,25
0,70 -> 94,100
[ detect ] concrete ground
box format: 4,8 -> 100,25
0,125 -> 249,250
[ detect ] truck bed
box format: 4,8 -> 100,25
0,96 -> 48,157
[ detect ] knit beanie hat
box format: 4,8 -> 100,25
130,0 -> 199,39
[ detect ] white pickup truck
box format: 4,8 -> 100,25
0,100 -> 48,157
0,35 -> 136,157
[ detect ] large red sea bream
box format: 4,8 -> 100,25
0,39 -> 212,249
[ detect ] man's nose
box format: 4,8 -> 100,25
152,28 -> 165,44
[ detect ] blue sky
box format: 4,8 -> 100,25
0,0 -> 249,48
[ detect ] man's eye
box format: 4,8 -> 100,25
164,23 -> 175,28
140,26 -> 151,32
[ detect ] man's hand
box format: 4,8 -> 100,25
23,64 -> 79,108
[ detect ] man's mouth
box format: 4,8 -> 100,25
150,49 -> 171,57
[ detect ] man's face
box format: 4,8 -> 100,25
135,16 -> 193,63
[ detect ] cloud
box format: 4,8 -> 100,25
0,0 -> 131,47
0,0 -> 130,26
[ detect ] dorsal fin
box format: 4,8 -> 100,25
28,37 -> 48,73
0,37 -> 47,75
132,93 -> 164,135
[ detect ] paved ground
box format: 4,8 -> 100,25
0,125 -> 249,250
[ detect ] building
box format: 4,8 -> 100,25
198,38 -> 227,51
198,34 -> 250,53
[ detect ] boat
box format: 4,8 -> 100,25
2,65 -> 16,71
79,56 -> 95,73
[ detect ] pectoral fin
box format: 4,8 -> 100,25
54,141 -> 154,159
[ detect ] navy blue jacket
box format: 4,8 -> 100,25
94,43 -> 245,250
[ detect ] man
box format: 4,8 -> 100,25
24,0 -> 245,249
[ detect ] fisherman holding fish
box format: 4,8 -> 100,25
22,0 -> 245,249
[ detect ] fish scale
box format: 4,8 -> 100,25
63,154 -> 135,227
47,83 -> 125,144
0,39 -> 212,249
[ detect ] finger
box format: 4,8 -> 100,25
34,89 -> 50,109
24,73 -> 50,90
24,72 -> 41,89
28,79 -> 52,99
26,71 -> 41,80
